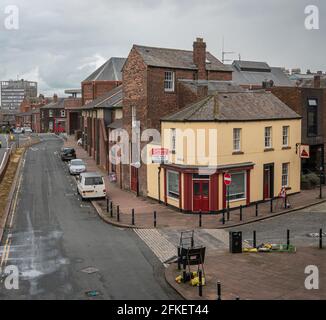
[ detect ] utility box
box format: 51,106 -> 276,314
229,232 -> 243,254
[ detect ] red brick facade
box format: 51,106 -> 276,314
122,39 -> 233,196
82,81 -> 121,105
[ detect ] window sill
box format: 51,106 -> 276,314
282,146 -> 291,150
228,197 -> 247,204
164,90 -> 176,94
264,148 -> 274,152
232,151 -> 244,155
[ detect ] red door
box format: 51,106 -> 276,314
130,166 -> 138,193
193,180 -> 210,213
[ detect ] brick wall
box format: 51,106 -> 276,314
82,81 -> 121,105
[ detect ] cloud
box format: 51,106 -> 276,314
0,0 -> 325,96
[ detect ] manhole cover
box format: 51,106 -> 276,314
81,267 -> 99,274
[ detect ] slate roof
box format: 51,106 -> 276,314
40,98 -> 65,109
179,80 -> 245,94
83,57 -> 126,82
162,91 -> 301,122
133,45 -> 232,72
230,60 -> 293,87
81,86 -> 123,110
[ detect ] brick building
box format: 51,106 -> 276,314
81,57 -> 126,105
121,38 -> 233,196
64,89 -> 82,135
81,86 -> 123,171
271,75 -> 326,175
40,94 -> 66,133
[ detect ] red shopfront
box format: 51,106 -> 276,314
162,163 -> 254,213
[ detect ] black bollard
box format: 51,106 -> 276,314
217,281 -> 222,301
117,205 -> 120,222
199,211 -> 202,228
240,205 -> 243,222
222,210 -> 225,225
199,270 -> 203,297
154,211 -> 157,228
177,247 -> 181,270
106,198 -> 109,213
253,230 -> 257,248
320,229 -> 323,249
287,229 -> 290,249
255,203 -> 258,217
270,198 -> 273,213
110,201 -> 113,218
132,209 -> 135,226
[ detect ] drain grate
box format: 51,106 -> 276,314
81,267 -> 99,274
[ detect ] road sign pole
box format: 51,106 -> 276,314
227,186 -> 230,221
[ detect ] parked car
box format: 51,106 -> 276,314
77,172 -> 106,200
13,127 -> 22,134
68,159 -> 86,175
60,147 -> 76,161
23,127 -> 33,133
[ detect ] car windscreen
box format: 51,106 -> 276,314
85,177 -> 103,186
71,160 -> 84,166
64,149 -> 75,154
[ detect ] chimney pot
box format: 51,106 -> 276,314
314,75 -> 321,88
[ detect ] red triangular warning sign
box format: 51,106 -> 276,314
301,149 -> 309,157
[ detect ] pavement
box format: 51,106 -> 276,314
0,134 -> 180,300
0,134 -> 9,170
64,134 -> 326,230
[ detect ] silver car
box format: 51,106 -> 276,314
68,159 -> 86,175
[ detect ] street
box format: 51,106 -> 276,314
0,134 -> 180,300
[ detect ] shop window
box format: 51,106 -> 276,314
167,171 -> 179,199
228,172 -> 246,201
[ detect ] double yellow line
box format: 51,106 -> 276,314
0,158 -> 24,268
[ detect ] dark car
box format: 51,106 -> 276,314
60,147 -> 76,161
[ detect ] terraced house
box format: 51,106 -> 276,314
122,38 -> 233,196
147,88 -> 302,213
80,57 -> 126,169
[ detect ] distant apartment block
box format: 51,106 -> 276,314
0,79 -> 38,111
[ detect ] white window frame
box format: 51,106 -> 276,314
164,71 -> 175,92
282,163 -> 289,187
233,128 -> 241,152
228,171 -> 247,202
265,127 -> 272,148
167,170 -> 180,199
49,109 -> 53,118
282,126 -> 289,147
60,110 -> 66,117
171,128 -> 176,153
131,106 -> 137,128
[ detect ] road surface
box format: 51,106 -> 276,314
0,134 -> 179,300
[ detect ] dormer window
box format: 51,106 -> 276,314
164,71 -> 175,92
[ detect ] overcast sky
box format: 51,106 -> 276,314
0,0 -> 325,96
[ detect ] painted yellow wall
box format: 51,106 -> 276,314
147,119 -> 302,210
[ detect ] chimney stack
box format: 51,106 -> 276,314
53,93 -> 58,102
314,75 -> 321,88
193,37 -> 207,80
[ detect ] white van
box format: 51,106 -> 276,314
77,172 -> 106,200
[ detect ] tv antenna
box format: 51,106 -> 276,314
222,37 -> 235,63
